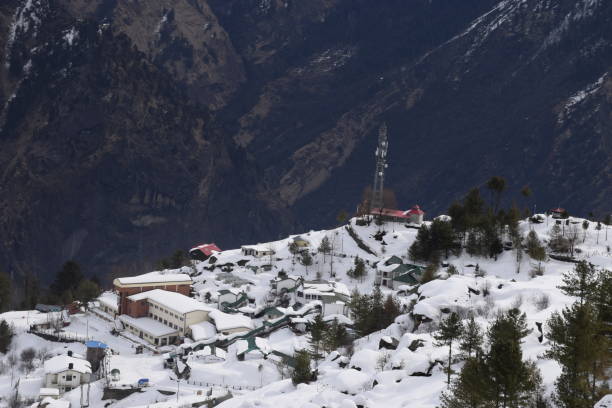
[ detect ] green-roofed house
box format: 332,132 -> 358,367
376,262 -> 425,289
217,289 -> 248,311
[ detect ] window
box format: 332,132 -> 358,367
65,375 -> 73,381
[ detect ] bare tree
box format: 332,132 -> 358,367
20,348 -> 36,373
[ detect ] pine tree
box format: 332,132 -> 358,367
434,312 -> 464,385
409,224 -> 432,262
546,302 -> 610,408
431,218 -> 461,259
300,251 -> 313,270
525,231 -> 546,269
558,261 -> 599,305
323,319 -> 347,352
353,257 -> 366,280
52,261 -> 84,296
309,314 -> 327,359
439,356 -> 490,408
381,295 -> 401,328
291,350 -> 313,385
0,319 -> 14,353
459,314 -> 482,359
466,231 -> 480,257
486,176 -> 506,213
486,308 -> 534,408
75,279 -> 101,310
370,285 -> 385,332
348,289 -> 370,336
318,236 -> 332,263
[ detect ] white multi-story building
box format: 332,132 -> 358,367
296,280 -> 351,317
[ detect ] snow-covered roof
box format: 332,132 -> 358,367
44,355 -> 91,374
39,388 -> 60,397
190,243 -> 221,256
189,321 -> 217,341
209,309 -> 254,331
128,289 -> 212,314
241,244 -> 275,252
595,395 -> 612,408
303,280 -> 350,297
35,397 -> 71,408
119,315 -> 178,337
114,272 -> 191,286
97,291 -> 118,310
192,345 -> 226,359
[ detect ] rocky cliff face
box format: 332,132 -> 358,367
0,0 -> 610,280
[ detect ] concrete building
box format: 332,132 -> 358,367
217,289 -> 248,311
113,272 -> 192,315
241,244 -> 275,258
96,291 -> 118,316
375,257 -> 425,289
120,289 -> 212,346
269,274 -> 302,296
43,354 -> 91,394
296,280 -> 351,317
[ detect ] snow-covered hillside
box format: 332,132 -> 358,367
0,214 -> 610,408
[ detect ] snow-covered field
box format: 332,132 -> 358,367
0,214 -> 610,407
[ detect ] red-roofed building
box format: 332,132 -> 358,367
549,208 -> 567,219
189,243 -> 222,261
370,205 -> 424,225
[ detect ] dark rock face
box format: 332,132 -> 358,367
0,0 -> 610,280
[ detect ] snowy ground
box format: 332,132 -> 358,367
0,214 -> 610,407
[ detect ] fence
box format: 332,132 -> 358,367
183,379 -> 259,391
30,328 -> 92,343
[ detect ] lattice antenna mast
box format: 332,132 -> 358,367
371,123 -> 388,210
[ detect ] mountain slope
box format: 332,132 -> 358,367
0,0 -> 610,280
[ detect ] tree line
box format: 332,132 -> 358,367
441,261 -> 611,408
0,260 -> 101,312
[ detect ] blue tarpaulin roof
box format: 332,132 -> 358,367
85,341 -> 108,349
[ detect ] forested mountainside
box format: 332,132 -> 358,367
0,0 -> 610,280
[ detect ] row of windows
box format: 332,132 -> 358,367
148,312 -> 184,333
151,303 -> 184,321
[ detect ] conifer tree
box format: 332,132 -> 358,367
434,312 -> 464,385
486,308 -> 535,408
348,289 -> 370,336
370,285 -> 385,331
309,314 -> 327,359
0,319 -> 14,353
323,319 -> 347,352
558,261 -> 599,305
318,236 -> 332,263
439,356 -> 490,408
382,294 -> 401,328
291,350 -> 313,385
486,176 -> 506,213
546,302 -> 609,408
459,314 -> 482,359
525,231 -> 546,269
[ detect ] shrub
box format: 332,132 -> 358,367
447,264 -> 459,276
533,294 -> 550,311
